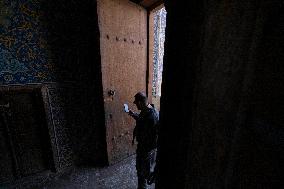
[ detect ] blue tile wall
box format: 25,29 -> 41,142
0,0 -> 55,84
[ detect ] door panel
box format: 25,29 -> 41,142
97,0 -> 147,164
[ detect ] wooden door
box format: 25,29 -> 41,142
97,0 -> 148,164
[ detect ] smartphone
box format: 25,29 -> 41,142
123,104 -> 129,113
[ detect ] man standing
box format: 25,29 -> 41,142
128,92 -> 159,189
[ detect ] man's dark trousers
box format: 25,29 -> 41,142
136,149 -> 156,189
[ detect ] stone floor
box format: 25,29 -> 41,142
2,155 -> 155,189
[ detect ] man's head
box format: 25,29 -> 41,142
133,92 -> 148,110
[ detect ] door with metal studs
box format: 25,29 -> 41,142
97,0 -> 148,164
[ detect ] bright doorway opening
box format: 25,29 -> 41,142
150,6 -> 167,111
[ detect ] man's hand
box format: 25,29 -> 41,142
128,110 -> 135,116
128,110 -> 139,120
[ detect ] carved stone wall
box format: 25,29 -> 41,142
43,84 -> 107,168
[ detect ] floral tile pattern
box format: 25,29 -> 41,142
0,0 -> 55,84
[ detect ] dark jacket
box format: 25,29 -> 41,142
134,106 -> 159,153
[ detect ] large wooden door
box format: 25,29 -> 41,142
97,0 -> 148,164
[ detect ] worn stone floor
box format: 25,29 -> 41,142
2,155 -> 155,189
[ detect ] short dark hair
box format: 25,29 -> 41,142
134,92 -> 147,104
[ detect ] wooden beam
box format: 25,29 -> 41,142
130,0 -> 163,10
147,0 -> 163,11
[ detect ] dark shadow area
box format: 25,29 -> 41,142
40,0 -> 107,167
156,0 -> 284,188
156,1 -> 204,188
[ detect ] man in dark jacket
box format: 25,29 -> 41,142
129,92 -> 159,189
